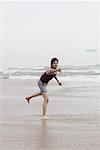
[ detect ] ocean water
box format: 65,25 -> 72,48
0,64 -> 100,81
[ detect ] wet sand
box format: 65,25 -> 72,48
0,79 -> 100,150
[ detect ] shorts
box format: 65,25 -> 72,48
38,79 -> 47,93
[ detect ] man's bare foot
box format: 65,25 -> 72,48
41,115 -> 49,120
25,97 -> 30,103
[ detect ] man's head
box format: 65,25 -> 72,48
51,58 -> 59,69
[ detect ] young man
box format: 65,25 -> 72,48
25,58 -> 62,119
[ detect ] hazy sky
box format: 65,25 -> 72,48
0,1 -> 100,69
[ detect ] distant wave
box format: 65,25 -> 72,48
0,64 -> 100,81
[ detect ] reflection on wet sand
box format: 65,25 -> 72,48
38,120 -> 50,150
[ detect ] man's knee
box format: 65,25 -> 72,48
44,97 -> 49,103
47,98 -> 49,103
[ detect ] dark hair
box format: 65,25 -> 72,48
51,58 -> 59,67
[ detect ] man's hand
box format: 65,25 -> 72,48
58,68 -> 62,73
58,82 -> 62,86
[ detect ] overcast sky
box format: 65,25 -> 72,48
0,1 -> 100,69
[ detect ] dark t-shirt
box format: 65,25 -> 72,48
40,72 -> 56,84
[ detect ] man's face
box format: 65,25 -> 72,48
52,60 -> 58,69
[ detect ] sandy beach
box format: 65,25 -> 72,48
0,79 -> 100,150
